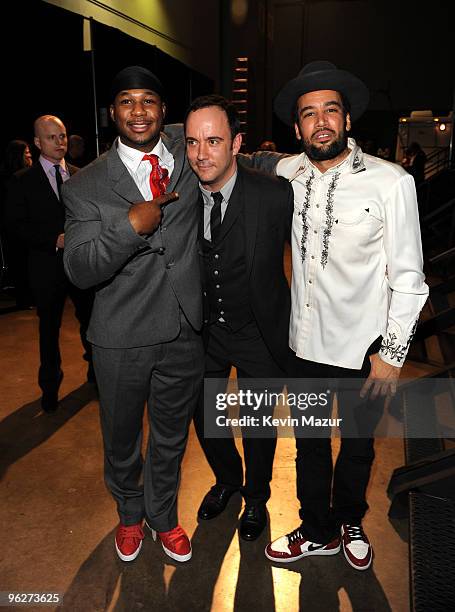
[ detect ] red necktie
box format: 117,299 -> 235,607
142,154 -> 169,199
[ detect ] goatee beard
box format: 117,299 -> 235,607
303,131 -> 348,161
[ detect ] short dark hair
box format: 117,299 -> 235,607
292,91 -> 351,124
184,95 -> 241,140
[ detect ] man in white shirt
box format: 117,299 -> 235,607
261,61 -> 428,570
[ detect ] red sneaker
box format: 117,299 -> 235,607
265,526 -> 340,563
115,523 -> 144,562
341,524 -> 373,570
152,525 -> 192,562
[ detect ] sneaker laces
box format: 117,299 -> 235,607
287,527 -> 306,545
345,524 -> 366,542
161,525 -> 186,545
117,524 -> 144,543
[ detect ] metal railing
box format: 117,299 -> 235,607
424,147 -> 450,180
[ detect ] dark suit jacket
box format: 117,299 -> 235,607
62,125 -> 203,349
200,164 -> 294,366
5,161 -> 78,289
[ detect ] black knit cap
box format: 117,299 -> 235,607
110,65 -> 165,102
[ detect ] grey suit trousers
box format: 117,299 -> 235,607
93,313 -> 204,532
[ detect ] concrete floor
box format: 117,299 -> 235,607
0,285 -> 413,611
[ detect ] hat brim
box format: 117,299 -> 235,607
274,68 -> 369,126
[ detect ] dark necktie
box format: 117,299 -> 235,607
210,191 -> 223,242
54,164 -> 63,200
142,154 -> 170,199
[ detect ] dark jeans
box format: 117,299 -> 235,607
289,339 -> 384,544
194,320 -> 285,506
34,280 -> 94,392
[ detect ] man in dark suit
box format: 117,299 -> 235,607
62,66 -> 204,564
185,95 -> 294,540
5,115 -> 94,412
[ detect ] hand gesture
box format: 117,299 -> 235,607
128,192 -> 178,235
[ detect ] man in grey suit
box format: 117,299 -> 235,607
62,66 -> 204,563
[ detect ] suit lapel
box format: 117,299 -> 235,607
197,192 -> 205,242
107,133 -> 186,204
211,167 -> 259,277
215,171 -> 243,243
107,143 -> 143,204
34,164 -> 60,204
240,167 -> 259,277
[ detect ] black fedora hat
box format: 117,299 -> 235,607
274,60 -> 369,126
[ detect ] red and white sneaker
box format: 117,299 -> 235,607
151,525 -> 192,562
265,526 -> 340,563
115,523 -> 144,562
341,524 -> 373,570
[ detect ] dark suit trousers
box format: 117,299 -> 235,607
288,340 -> 384,544
194,320 -> 283,506
93,313 -> 204,532
34,269 -> 94,392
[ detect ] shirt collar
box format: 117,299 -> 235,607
116,136 -> 171,173
289,137 -> 365,181
199,169 -> 238,205
39,155 -> 69,176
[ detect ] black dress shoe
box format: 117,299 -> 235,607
197,485 -> 238,520
239,504 -> 267,541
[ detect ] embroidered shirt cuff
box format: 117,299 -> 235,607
378,349 -> 404,368
379,321 -> 418,367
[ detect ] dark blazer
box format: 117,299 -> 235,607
62,125 -> 203,349
200,164 -> 294,366
5,162 -> 78,288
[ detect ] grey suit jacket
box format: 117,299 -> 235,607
62,125 -> 202,348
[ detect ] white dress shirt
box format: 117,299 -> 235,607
116,137 -> 174,200
276,138 -> 429,369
